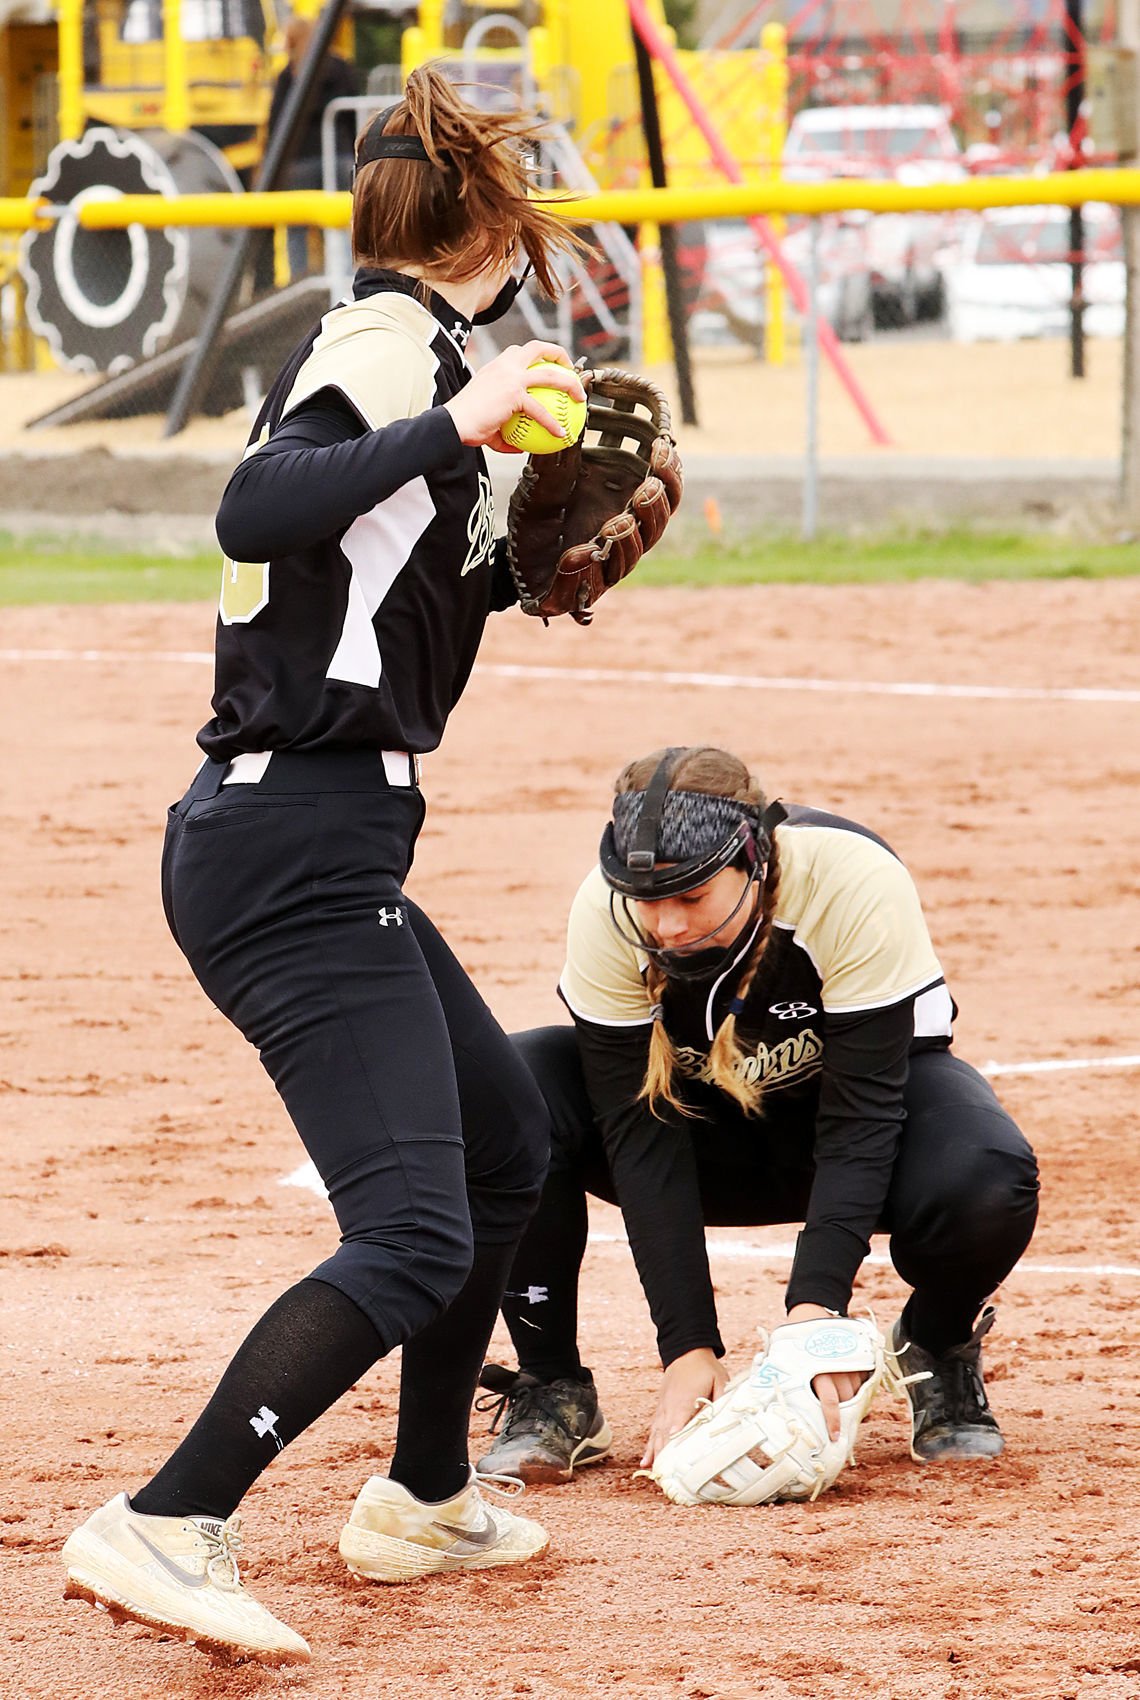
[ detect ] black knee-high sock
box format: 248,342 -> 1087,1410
131,1278 -> 383,1521
389,1239 -> 517,1504
499,1167 -> 589,1384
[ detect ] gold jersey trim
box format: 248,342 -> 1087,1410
559,819 -> 945,1030
280,293 -> 441,433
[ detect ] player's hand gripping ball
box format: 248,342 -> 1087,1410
506,366 -> 682,624
501,361 -> 588,455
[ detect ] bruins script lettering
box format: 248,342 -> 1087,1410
675,1028 -> 824,1093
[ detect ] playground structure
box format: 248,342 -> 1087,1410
0,0 -> 1127,438
5,0 -> 798,410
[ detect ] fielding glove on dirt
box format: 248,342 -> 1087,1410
506,367 -> 683,624
646,1316 -> 887,1506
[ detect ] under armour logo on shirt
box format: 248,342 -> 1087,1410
378,907 -> 404,928
250,1406 -> 283,1450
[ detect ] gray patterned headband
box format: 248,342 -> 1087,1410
612,789 -> 761,863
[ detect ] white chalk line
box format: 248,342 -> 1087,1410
3,647 -> 1138,706
479,662 -> 1140,707
983,1053 -> 1140,1077
276,1164 -> 1140,1280
279,1045 -> 1140,1281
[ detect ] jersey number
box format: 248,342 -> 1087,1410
219,558 -> 270,625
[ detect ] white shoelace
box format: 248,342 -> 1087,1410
471,1467 -> 527,1500
193,1514 -> 244,1586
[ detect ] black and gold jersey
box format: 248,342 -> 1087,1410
198,269 -> 510,761
557,805 -> 957,1357
561,803 -> 954,1093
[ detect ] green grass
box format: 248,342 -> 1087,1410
1,525 -> 1137,606
0,535 -> 221,605
635,528 -> 1140,587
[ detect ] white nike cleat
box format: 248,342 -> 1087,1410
61,1493 -> 310,1666
338,1469 -> 549,1583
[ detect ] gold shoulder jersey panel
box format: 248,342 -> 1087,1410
559,866 -> 655,1027
774,823 -> 944,1014
280,294 -> 441,431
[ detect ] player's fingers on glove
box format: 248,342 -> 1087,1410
811,1372 -> 845,1441
811,1370 -> 868,1440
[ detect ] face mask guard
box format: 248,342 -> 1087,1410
597,751 -> 787,980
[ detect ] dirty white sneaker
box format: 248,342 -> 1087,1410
61,1492 -> 310,1665
338,1469 -> 549,1583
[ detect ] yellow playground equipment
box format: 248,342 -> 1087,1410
3,0 -> 787,376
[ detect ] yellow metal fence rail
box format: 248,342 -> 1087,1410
6,168 -> 1140,232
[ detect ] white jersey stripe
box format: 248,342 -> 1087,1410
328,478 -> 435,689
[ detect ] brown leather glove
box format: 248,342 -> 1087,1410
506,368 -> 684,624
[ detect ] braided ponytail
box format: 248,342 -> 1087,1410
639,958 -> 699,1119
618,746 -> 781,1120
705,840 -> 782,1116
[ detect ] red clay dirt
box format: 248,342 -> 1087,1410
2,579 -> 1139,1700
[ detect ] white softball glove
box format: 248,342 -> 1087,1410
646,1316 -> 886,1506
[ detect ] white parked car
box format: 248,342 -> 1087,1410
784,103 -> 965,178
784,104 -> 965,323
945,204 -> 1124,343
692,215 -> 875,347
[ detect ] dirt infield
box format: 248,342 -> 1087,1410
3,580 -> 1140,1700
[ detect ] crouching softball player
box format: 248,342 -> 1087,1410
477,746 -> 1040,1506
59,69 -> 595,1665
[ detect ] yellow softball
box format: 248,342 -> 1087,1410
501,362 -> 587,455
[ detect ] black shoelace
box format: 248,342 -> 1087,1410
475,1377 -> 579,1441
925,1353 -> 991,1427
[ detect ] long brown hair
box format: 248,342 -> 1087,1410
613,748 -> 782,1121
351,63 -> 588,291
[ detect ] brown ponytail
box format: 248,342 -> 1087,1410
616,747 -> 782,1121
351,63 -> 589,291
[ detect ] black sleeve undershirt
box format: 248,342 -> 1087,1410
784,999 -> 914,1314
572,996 -> 917,1349
214,388 -> 463,563
570,1013 -> 725,1368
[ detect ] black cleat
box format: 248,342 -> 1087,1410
890,1306 -> 1005,1462
474,1366 -> 613,1484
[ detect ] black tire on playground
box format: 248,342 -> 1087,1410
19,126 -> 243,376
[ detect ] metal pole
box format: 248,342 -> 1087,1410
631,21 -> 698,425
164,0 -> 351,438
626,0 -> 891,446
802,218 -> 820,541
1121,0 -> 1140,517
1067,0 -> 1086,378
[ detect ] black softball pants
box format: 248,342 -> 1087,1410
149,752 -> 549,1511
501,1024 -> 1039,1377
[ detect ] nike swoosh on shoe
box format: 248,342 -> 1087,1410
429,1512 -> 499,1549
129,1528 -> 211,1589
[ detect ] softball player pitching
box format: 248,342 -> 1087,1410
477,746 -> 1040,1493
61,68 -> 591,1665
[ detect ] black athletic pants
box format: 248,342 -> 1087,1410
501,1025 -> 1039,1378
156,752 -> 549,1500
